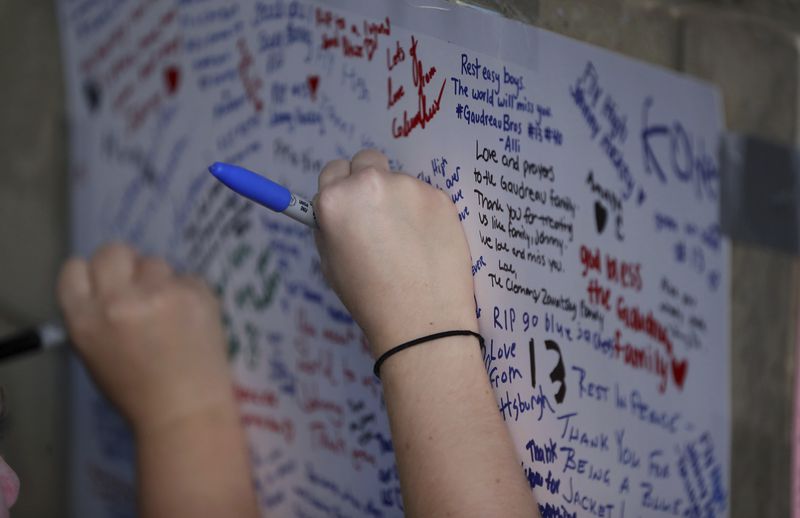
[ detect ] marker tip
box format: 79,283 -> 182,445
208,162 -> 223,177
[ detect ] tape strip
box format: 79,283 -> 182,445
720,133 -> 800,254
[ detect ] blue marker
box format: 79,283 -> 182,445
208,162 -> 317,227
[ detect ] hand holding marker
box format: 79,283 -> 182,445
208,162 -> 317,228
0,163 -> 314,362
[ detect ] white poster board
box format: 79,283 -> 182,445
56,0 -> 729,516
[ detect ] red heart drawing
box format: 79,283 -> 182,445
307,75 -> 320,101
164,66 -> 181,95
671,358 -> 688,390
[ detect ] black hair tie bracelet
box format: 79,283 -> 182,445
373,330 -> 485,378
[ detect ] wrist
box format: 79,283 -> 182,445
377,332 -> 485,385
366,314 -> 479,359
133,388 -> 239,443
374,330 -> 484,378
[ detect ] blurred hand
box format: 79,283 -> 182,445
314,149 -> 478,358
57,244 -> 233,436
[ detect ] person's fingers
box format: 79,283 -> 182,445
173,276 -> 224,326
350,149 -> 390,175
318,159 -> 350,191
175,275 -> 218,307
135,256 -> 173,290
89,242 -> 138,297
58,257 -> 93,311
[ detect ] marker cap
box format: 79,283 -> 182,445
208,162 -> 292,212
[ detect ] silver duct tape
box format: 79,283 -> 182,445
720,133 -> 800,254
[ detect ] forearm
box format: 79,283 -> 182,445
135,401 -> 259,518
311,152 -> 534,515
381,335 -> 537,517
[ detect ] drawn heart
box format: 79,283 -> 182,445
671,358 -> 688,390
83,80 -> 101,113
164,66 -> 181,95
307,75 -> 320,101
594,201 -> 608,234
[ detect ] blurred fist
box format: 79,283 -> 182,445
57,243 -> 232,435
314,150 -> 478,358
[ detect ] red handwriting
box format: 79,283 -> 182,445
345,35 -> 377,59
300,396 -> 344,419
79,0 -> 160,77
613,330 -> 688,392
163,65 -> 180,96
137,8 -> 176,51
579,243 -> 685,391
586,278 -> 611,310
359,334 -> 371,357
322,34 -> 339,50
580,245 -> 601,276
391,36 -> 446,138
322,327 -> 353,345
352,449 -> 376,471
296,349 -> 337,386
106,51 -> 136,87
608,296 -> 690,392
387,77 -> 404,109
83,2 -> 178,122
237,38 -> 264,112
579,245 -> 642,291
386,40 -> 405,71
315,8 -> 346,29
130,0 -> 158,22
307,75 -> 320,101
112,83 -> 134,112
613,330 -> 671,392
298,383 -> 343,416
241,413 -> 295,443
80,25 -> 126,75
365,18 -> 391,37
607,255 -> 642,291
386,36 -> 406,109
297,308 -> 317,337
411,36 -> 436,87
126,91 -> 161,132
616,296 -> 672,354
298,383 -> 344,427
317,9 -> 390,35
234,383 -> 279,408
342,360 -> 357,383
310,421 -> 346,455
139,36 -> 180,80
316,8 -> 390,62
